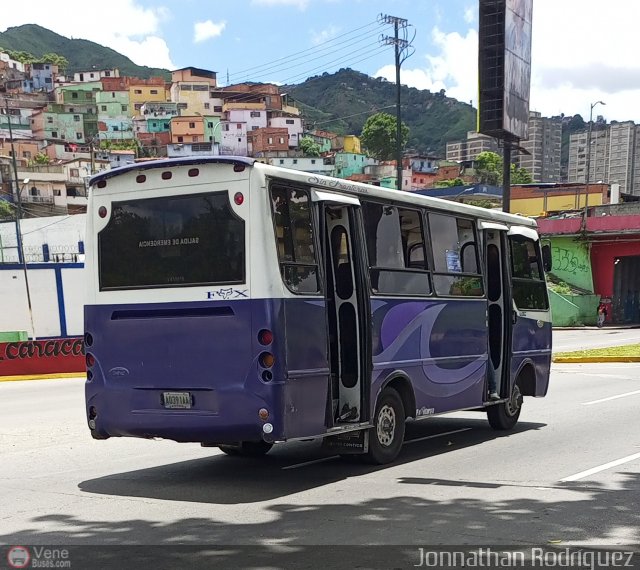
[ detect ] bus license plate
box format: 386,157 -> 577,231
162,392 -> 192,409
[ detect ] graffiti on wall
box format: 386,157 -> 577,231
552,247 -> 590,275
549,238 -> 593,292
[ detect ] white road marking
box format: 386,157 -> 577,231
282,428 -> 473,469
582,389 -> 640,406
560,452 -> 640,482
404,427 -> 473,445
576,373 -> 629,379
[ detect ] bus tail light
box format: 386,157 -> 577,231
259,352 -> 274,368
234,192 -> 244,205
258,329 -> 273,345
86,353 -> 95,368
259,408 -> 269,421
98,206 -> 107,218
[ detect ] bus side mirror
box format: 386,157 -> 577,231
541,244 -> 552,272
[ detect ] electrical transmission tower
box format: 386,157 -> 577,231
379,14 -> 415,192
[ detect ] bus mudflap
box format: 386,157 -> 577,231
322,429 -> 369,454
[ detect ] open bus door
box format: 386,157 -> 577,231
311,190 -> 372,436
480,221 -> 513,405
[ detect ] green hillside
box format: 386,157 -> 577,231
0,26 -> 476,154
287,68 -> 476,155
0,24 -> 169,79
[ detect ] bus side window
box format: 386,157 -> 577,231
361,201 -> 432,296
428,213 -> 483,297
270,186 -> 320,294
509,236 -> 548,310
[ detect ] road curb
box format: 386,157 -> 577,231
0,372 -> 84,382
553,356 -> 640,363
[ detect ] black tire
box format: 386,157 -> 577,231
364,387 -> 405,464
219,441 -> 273,457
487,384 -> 523,430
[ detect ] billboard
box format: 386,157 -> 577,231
478,0 -> 533,141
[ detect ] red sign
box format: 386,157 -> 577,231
0,338 -> 85,377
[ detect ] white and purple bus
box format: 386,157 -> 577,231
84,157 -> 551,464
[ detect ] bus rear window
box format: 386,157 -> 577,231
98,192 -> 245,290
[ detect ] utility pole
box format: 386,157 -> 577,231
502,142 -> 511,213
380,14 -> 414,192
582,101 -> 606,230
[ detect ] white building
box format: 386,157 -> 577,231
269,116 -> 303,148
267,156 -> 333,175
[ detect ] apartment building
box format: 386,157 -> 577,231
446,131 -> 499,162
568,120 -> 640,196
519,111 -> 562,182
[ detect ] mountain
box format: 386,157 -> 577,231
287,68 -> 476,156
0,25 -> 474,154
0,24 -> 169,79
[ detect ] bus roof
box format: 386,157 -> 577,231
89,156 -> 537,228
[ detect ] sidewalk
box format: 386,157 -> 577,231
554,324 -> 640,331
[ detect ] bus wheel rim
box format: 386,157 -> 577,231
506,385 -> 522,417
377,404 -> 396,447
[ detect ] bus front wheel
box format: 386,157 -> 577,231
487,384 -> 523,430
365,387 -> 405,464
219,441 -> 273,457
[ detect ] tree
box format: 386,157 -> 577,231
434,177 -> 465,188
31,153 -> 51,166
360,112 -> 409,160
0,200 -> 15,219
41,53 -> 69,72
511,163 -> 533,184
473,151 -> 533,185
299,136 -> 321,157
474,151 -> 502,185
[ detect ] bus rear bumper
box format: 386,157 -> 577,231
86,389 -> 281,444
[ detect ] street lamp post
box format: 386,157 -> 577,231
583,100 -> 606,229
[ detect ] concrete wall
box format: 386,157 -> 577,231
549,289 -> 600,326
0,263 -> 84,338
548,236 -> 593,291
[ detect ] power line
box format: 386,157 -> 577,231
232,33 -> 389,84
227,20 -> 384,80
310,104 -> 397,127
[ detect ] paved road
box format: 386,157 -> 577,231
553,328 -> 640,352
1,363 -> 639,562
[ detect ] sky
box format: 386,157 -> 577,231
3,0 -> 640,124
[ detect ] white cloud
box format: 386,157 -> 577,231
1,0 -> 175,69
251,0 -> 309,9
374,27 -> 478,106
375,0 -> 640,123
463,6 -> 475,24
194,20 -> 226,43
311,25 -> 340,46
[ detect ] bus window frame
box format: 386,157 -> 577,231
97,190 -> 247,292
427,211 -> 486,299
268,180 -> 323,296
361,198 -> 434,298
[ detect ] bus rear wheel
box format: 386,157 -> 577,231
364,387 -> 405,465
219,441 -> 273,457
487,384 -> 523,430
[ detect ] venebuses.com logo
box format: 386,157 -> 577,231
6,545 -> 71,568
7,546 -> 30,569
